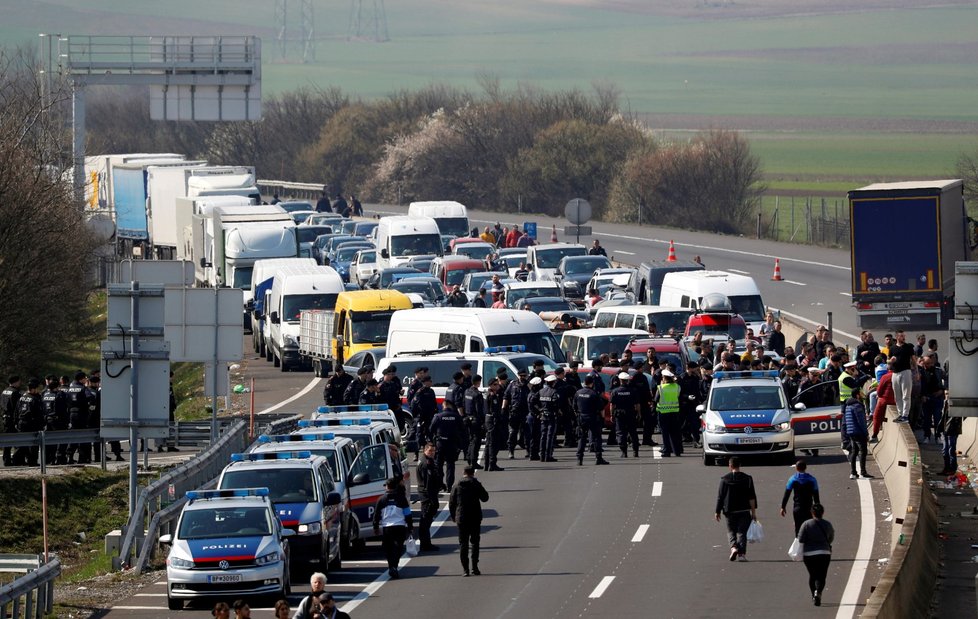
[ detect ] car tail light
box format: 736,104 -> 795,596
856,303 -> 873,310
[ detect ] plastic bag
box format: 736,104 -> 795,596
788,537 -> 804,561
746,520 -> 764,543
405,535 -> 420,557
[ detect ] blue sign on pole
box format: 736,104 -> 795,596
524,222 -> 537,240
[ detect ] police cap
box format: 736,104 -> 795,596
517,368 -> 528,376
544,375 -> 557,383
357,366 -> 372,375
529,376 -> 543,386
453,371 -> 465,381
383,365 -> 397,375
617,372 -> 630,380
27,377 -> 41,389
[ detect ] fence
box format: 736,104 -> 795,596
0,556 -> 59,619
759,196 -> 850,248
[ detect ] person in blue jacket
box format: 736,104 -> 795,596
842,378 -> 873,480
780,459 -> 821,535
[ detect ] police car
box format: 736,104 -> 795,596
312,404 -> 410,447
161,488 -> 290,610
216,452 -> 343,574
253,434 -> 360,556
699,370 -> 841,466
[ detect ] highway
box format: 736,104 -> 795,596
100,219 -> 899,618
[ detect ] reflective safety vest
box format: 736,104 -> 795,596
838,373 -> 856,403
657,382 -> 680,414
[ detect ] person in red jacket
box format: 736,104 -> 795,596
506,225 -> 520,248
871,364 -> 895,442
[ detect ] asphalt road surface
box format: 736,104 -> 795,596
101,222 -> 897,618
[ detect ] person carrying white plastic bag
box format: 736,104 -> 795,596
405,535 -> 420,557
747,519 -> 764,543
787,537 -> 803,561
714,456 -> 758,562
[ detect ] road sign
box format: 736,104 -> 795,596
565,226 -> 592,237
164,287 -> 245,362
565,199 -> 592,226
524,222 -> 537,240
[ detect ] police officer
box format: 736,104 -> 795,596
575,375 -> 610,466
13,378 -> 44,466
482,378 -> 507,471
359,378 -> 381,405
460,363 -> 474,390
565,361 -> 582,390
526,376 -> 544,460
41,375 -> 68,465
410,375 -> 438,456
553,367 -> 576,448
1,376 -> 22,467
405,367 -> 427,415
503,369 -> 530,459
378,365 -> 406,431
88,375 -> 104,463
539,375 -> 560,462
344,366 -> 371,405
611,372 -> 639,458
431,399 -> 463,491
66,371 -> 93,464
463,375 -> 486,469
678,362 -> 704,447
415,442 -> 442,551
631,362 -> 656,447
655,369 -> 683,457
447,372 -> 467,417
323,365 -> 353,407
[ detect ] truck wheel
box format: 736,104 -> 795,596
273,353 -> 281,368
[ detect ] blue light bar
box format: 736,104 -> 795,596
485,345 -> 526,354
299,419 -> 341,428
714,370 -> 780,381
316,404 -> 387,414
186,488 -> 270,500
258,433 -> 335,443
230,451 -> 313,462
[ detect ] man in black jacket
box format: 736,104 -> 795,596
343,366 -> 371,405
463,375 -> 486,468
41,375 -> 69,465
431,402 -> 463,491
13,378 -> 43,466
416,443 -> 442,551
449,466 -> 490,576
378,365 -> 406,431
1,376 -> 22,467
715,457 -> 758,561
371,477 -> 413,579
410,375 -> 438,457
323,365 -> 353,406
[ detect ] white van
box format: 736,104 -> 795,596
267,265 -> 345,371
386,308 -> 566,363
526,243 -> 587,281
375,216 -> 443,270
659,270 -> 767,334
593,305 -> 695,335
249,258 -> 316,354
559,327 -> 647,363
407,201 -> 469,238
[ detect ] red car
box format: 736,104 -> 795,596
430,256 -> 487,293
624,337 -> 696,374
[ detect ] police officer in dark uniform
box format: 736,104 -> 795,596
359,378 -> 381,405
415,442 -> 442,551
448,372 -> 467,417
1,376 -> 22,467
463,375 -> 486,469
539,375 -> 560,462
431,399 -> 463,491
678,362 -> 704,447
13,378 -> 44,466
565,361 -> 583,390
575,375 -> 610,466
460,363 -> 474,390
482,378 -> 507,471
405,367 -> 427,415
344,366 -> 371,405
553,367 -> 576,448
378,365 -> 406,431
503,369 -> 530,459
631,362 -> 656,447
526,376 -> 544,460
87,375 -> 104,463
410,375 -> 438,458
41,375 -> 69,465
781,363 -> 802,404
324,365 -> 353,407
610,372 -> 640,458
66,371 -> 93,464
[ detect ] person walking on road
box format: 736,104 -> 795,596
575,375 -> 609,466
610,372 -> 639,458
842,378 -> 873,480
715,456 -> 758,562
449,466 -> 490,576
416,442 -> 442,551
797,503 -> 835,606
372,477 -> 414,579
940,399 -> 961,475
291,572 -> 326,619
780,459 -> 820,536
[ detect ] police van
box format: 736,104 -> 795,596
215,452 -> 343,574
252,434 -> 360,556
312,404 -> 407,446
699,370 -> 841,466
161,488 -> 290,610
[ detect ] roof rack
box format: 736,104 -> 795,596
186,488 -> 269,500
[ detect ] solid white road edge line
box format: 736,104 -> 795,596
614,250 -> 636,255
256,377 -> 322,415
651,481 -> 663,497
835,477 -> 876,619
588,576 -> 616,599
728,269 -> 751,275
631,525 -> 650,543
782,280 -> 807,286
840,292 -> 852,297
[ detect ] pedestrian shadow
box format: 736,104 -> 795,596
488,488 -> 541,493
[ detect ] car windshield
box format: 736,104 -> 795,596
506,286 -> 560,307
447,267 -> 482,287
350,313 -> 393,344
337,246 -> 368,262
583,335 -> 637,360
455,245 -> 493,260
728,295 -> 766,322
178,506 -> 272,539
564,257 -> 610,274
391,234 -> 442,257
357,251 -> 376,264
232,267 -> 253,290
630,351 -> 685,374
648,311 -> 693,334
292,212 -> 313,224
508,354 -> 561,374
435,217 -> 469,237
392,281 -> 439,301
501,256 -> 525,269
711,385 -> 784,411
466,274 -> 494,291
694,322 -> 747,341
486,333 -> 565,363
282,293 -> 338,322
220,468 -> 317,503
327,237 -> 356,251
280,202 -> 313,213
521,299 -> 573,313
354,223 -> 377,236
297,227 -> 332,244
535,247 -> 585,269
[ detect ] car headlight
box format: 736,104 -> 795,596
705,423 -> 727,433
168,556 -> 194,569
284,334 -> 298,347
297,522 -> 322,535
256,551 -> 282,566
775,422 -> 790,431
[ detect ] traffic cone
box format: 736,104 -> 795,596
771,258 -> 784,281
666,240 -> 677,262
550,224 -> 558,243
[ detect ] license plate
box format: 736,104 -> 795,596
885,303 -> 910,309
208,574 -> 243,583
736,437 -> 763,445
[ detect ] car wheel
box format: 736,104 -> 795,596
810,449 -> 819,457
273,353 -> 281,368
265,344 -> 273,362
279,357 -> 288,372
328,535 -> 342,572
702,451 -> 712,466
167,596 -> 183,611
340,520 -> 352,557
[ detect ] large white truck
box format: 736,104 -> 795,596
375,215 -> 443,270
407,201 -> 469,238
266,265 -> 345,371
249,257 -> 317,351
191,204 -> 297,292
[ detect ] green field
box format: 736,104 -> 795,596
3,0 -> 978,195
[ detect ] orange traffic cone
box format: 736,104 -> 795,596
550,224 -> 558,243
771,258 -> 784,281
666,240 -> 677,262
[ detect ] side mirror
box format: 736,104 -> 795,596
350,472 -> 370,486
325,491 -> 342,507
281,528 -> 296,538
270,311 -> 280,325
159,534 -> 172,544
695,404 -> 706,414
793,402 -> 807,411
381,248 -> 389,259
244,300 -> 255,312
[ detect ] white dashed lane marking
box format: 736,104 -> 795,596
782,280 -> 807,286
728,268 -> 751,275
588,576 -> 616,599
631,524 -> 650,543
651,481 -> 663,497
615,250 -> 635,255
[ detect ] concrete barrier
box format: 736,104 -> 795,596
862,408 -> 939,618
956,417 -> 978,460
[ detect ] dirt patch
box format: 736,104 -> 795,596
55,569 -> 163,618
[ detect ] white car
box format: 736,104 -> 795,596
352,249 -> 378,287
587,268 -> 636,297
162,488 -> 291,610
502,280 -> 562,309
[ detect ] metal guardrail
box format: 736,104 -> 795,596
0,557 -> 59,619
257,179 -> 324,201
